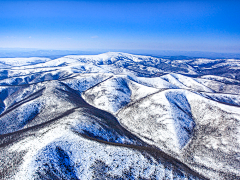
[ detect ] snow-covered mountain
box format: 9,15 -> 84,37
0,52 -> 240,179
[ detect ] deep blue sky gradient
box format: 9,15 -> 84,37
0,0 -> 240,53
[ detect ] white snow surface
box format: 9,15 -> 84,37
0,57 -> 51,67
0,52 -> 240,180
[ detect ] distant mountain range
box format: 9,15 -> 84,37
0,48 -> 240,59
0,52 -> 240,179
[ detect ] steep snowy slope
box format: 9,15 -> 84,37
0,52 -> 240,180
201,75 -> 240,85
117,89 -> 240,179
0,80 -> 205,180
195,78 -> 240,94
198,92 -> 240,106
82,75 -> 131,113
0,70 -> 72,86
117,89 -> 195,153
1,120 -> 204,180
62,73 -> 113,93
182,93 -> 240,179
82,74 -> 179,114
161,73 -> 214,92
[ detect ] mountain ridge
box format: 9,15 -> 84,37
0,52 -> 240,179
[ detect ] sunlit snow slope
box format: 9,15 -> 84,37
1,52 -> 240,180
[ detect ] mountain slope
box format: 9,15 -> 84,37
0,52 -> 240,179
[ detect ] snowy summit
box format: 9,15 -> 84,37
0,52 -> 240,180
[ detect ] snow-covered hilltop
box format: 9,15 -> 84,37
0,52 -> 240,179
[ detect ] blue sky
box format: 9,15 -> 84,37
0,0 -> 240,53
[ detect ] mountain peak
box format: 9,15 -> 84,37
1,52 -> 240,179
